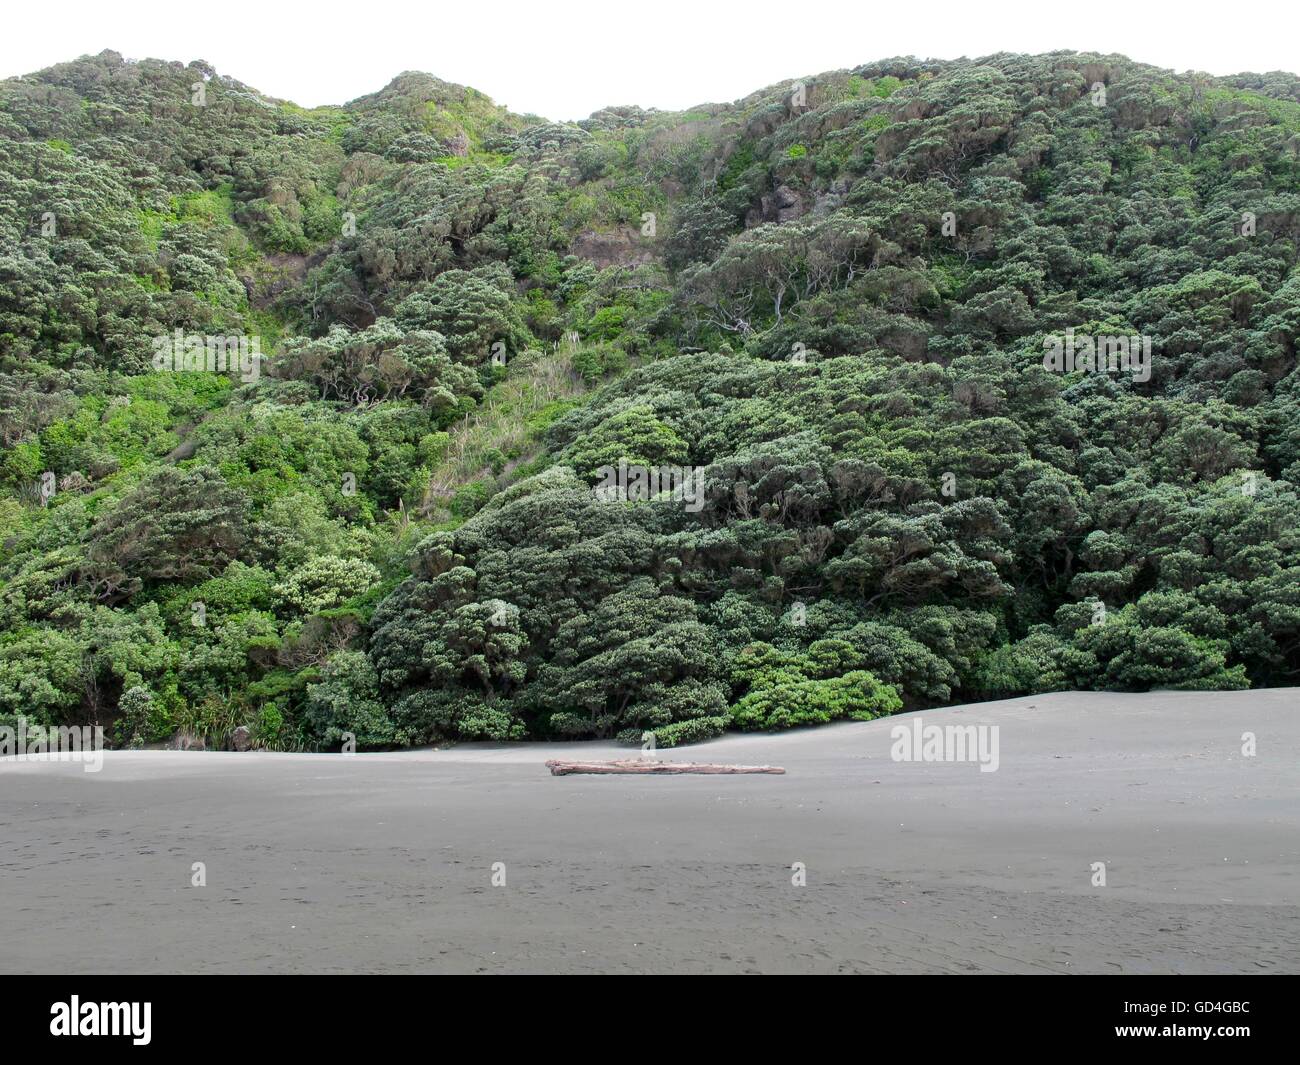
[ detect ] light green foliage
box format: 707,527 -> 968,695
729,641 -> 903,729
273,556 -> 382,614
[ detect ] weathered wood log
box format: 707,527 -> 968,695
545,758 -> 785,776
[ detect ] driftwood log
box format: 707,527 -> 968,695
546,758 -> 785,776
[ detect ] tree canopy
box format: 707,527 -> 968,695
2,49 -> 1298,748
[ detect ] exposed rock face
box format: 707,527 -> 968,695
442,129 -> 470,157
772,185 -> 804,222
812,180 -> 851,217
746,184 -> 806,226
229,725 -> 253,752
743,104 -> 786,140
571,227 -> 656,269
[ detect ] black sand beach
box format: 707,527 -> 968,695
1,690 -> 1296,974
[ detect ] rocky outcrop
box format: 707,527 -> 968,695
441,129 -> 470,157
746,184 -> 806,226
571,227 -> 656,269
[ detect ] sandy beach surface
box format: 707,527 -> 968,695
1,689 -> 1297,974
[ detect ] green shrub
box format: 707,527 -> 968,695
731,671 -> 901,730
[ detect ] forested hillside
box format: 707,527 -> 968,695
2,49 -> 1298,749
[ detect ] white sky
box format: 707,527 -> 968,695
2,0 -> 1298,120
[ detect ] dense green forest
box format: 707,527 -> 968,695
2,49 -> 1298,749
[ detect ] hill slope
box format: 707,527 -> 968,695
1,50 -> 1298,748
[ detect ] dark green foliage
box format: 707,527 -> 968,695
4,49 -> 1300,749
